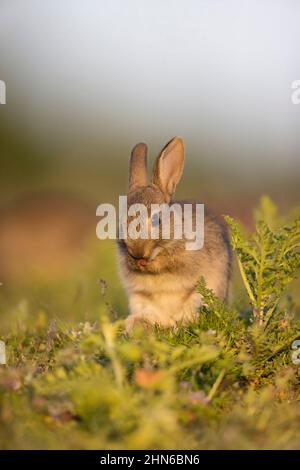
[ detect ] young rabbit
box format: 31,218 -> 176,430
117,137 -> 231,331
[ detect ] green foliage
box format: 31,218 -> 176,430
225,196 -> 300,327
0,196 -> 300,449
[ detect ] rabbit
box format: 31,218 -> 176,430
117,137 -> 232,332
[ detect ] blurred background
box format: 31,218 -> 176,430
0,0 -> 299,326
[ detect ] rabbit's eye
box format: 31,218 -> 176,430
151,213 -> 160,227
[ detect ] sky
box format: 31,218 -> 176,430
0,0 -> 299,172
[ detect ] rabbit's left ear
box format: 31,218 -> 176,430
129,143 -> 148,191
152,137 -> 184,201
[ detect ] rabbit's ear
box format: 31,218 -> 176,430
152,137 -> 184,200
129,143 -> 148,191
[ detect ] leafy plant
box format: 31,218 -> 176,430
225,196 -> 300,327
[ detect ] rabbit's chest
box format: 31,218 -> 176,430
133,272 -> 187,299
127,272 -> 201,326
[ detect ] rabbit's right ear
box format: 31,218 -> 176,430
152,137 -> 184,201
129,143 -> 148,191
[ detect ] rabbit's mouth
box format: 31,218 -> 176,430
127,251 -> 149,268
118,239 -> 163,270
126,247 -> 162,269
131,246 -> 164,269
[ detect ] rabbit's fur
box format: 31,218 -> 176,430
117,137 -> 231,331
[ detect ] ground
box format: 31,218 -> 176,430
0,197 -> 299,450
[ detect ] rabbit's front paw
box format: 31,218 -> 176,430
125,315 -> 152,335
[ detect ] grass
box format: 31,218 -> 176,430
0,196 -> 299,450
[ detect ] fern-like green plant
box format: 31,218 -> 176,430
225,197 -> 300,327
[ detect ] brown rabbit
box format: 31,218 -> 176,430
117,137 -> 231,331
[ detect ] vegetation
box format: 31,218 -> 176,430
0,196 -> 299,449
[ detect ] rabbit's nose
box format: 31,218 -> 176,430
137,258 -> 148,267
127,247 -> 148,264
